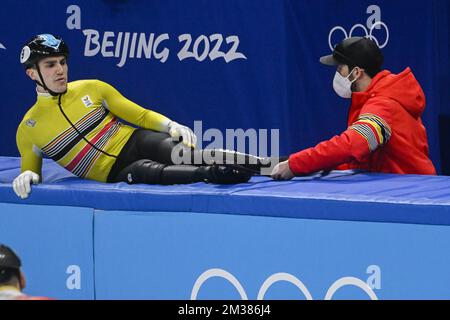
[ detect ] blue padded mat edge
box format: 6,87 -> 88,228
1,157 -> 450,225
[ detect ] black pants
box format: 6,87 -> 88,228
107,129 -> 256,185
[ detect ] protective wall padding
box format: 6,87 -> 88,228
1,157 -> 449,225
0,203 -> 95,299
94,210 -> 450,300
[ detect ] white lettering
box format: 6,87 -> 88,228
66,265 -> 81,290
129,32 -> 138,58
80,30 -> 245,65
178,304 -> 213,317
366,264 -> 382,289
117,32 -> 130,67
367,5 -> 382,30
153,33 -> 170,63
83,29 -> 100,56
66,5 -> 81,30
137,33 -> 154,59
101,31 -> 115,57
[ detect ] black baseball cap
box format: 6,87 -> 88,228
320,37 -> 384,77
0,244 -> 22,270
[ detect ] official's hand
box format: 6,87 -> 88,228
168,121 -> 197,148
12,170 -> 40,199
271,160 -> 295,180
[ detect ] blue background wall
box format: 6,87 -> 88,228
1,0 -> 449,172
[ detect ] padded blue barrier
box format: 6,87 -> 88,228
0,203 -> 94,299
1,157 -> 449,225
94,210 -> 450,300
1,156 -> 450,299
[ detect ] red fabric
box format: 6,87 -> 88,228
288,68 -> 436,175
14,295 -> 53,300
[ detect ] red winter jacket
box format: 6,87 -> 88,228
288,68 -> 436,175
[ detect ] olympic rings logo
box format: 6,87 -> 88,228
191,268 -> 378,300
328,21 -> 389,51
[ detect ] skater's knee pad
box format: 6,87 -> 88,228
121,159 -> 167,184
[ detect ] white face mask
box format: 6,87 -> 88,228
333,67 -> 357,99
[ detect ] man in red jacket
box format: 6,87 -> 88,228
271,37 -> 436,180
